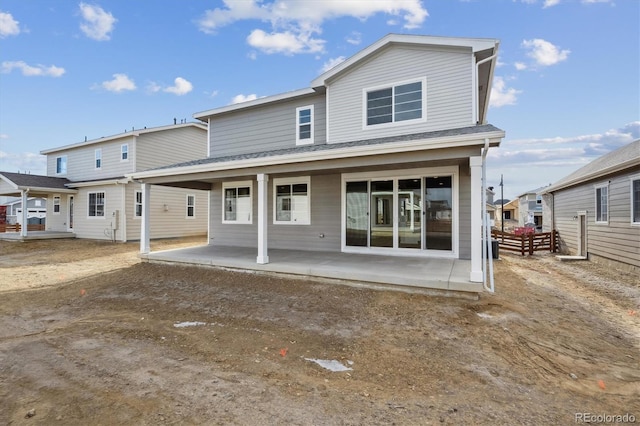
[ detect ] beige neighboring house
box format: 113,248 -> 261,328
541,139 -> 640,271
1,122 -> 209,241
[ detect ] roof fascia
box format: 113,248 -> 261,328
193,88 -> 317,120
542,158 -> 640,194
65,177 -> 131,188
129,129 -> 505,182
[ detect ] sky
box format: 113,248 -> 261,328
0,0 -> 638,200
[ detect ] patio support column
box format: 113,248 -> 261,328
469,156 -> 483,282
256,173 -> 269,264
140,183 -> 151,254
20,189 -> 28,237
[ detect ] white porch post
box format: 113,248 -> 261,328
256,173 -> 269,264
470,156 -> 483,282
20,190 -> 28,237
140,183 -> 151,254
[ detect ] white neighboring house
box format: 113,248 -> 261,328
1,196 -> 47,225
0,122 -> 209,241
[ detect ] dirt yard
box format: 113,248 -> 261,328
0,238 -> 638,425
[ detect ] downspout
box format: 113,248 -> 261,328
481,138 -> 495,293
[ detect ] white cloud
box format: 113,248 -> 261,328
79,3 -> 117,41
320,56 -> 346,73
346,31 -> 362,45
1,61 -> 65,77
0,150 -> 47,174
542,0 -> 560,7
490,76 -> 521,108
0,11 -> 20,37
514,62 -> 527,71
100,73 -> 136,92
231,93 -> 258,104
197,0 -> 428,55
522,38 -> 570,67
163,77 -> 193,95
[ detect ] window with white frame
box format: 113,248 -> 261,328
632,177 -> 640,224
222,181 -> 252,224
121,144 -> 129,161
56,156 -> 67,174
595,184 -> 608,223
134,191 -> 142,217
88,192 -> 105,217
186,194 -> 195,218
53,196 -> 60,214
274,177 -> 310,225
365,78 -> 425,127
95,148 -> 102,169
296,105 -> 314,145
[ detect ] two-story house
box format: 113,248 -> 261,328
1,122 -> 209,241
130,34 -> 505,293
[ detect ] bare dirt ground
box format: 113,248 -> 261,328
0,238 -> 638,425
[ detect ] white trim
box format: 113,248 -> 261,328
140,183 -> 150,254
121,184 -> 127,242
186,194 -> 196,219
95,148 -> 102,170
121,143 -> 129,162
594,182 -> 609,224
469,156 -> 483,282
576,210 -> 588,257
273,176 -> 311,225
295,105 -> 314,146
87,191 -> 106,219
471,54 -> 477,125
222,180 -> 253,224
362,77 -> 427,131
340,166 -> 459,258
325,86 -> 331,143
257,173 -> 269,264
66,177 -> 131,188
631,174 -> 640,225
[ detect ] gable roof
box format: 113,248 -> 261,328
543,139 -> 640,193
0,171 -> 75,195
40,122 -> 207,155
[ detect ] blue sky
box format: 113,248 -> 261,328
0,0 -> 638,200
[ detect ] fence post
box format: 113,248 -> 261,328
528,233 -> 534,255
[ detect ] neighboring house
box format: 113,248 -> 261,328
517,186 -> 548,231
541,139 -> 640,271
1,196 -> 47,225
0,122 -> 209,241
130,34 -> 505,290
494,198 -> 518,231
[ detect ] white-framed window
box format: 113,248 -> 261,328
53,196 -> 61,214
186,194 -> 195,218
56,156 -> 67,175
222,181 -> 252,224
121,144 -> 129,161
595,183 -> 608,224
364,78 -> 426,128
95,148 -> 102,169
631,176 -> 640,225
88,192 -> 105,217
134,191 -> 142,218
273,176 -> 310,225
296,105 -> 314,145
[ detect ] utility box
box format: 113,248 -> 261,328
112,210 -> 120,230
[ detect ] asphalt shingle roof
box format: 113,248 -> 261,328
0,171 -> 71,190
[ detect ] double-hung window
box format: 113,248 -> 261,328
632,177 -> 640,225
595,184 -> 608,223
222,181 -> 252,224
121,144 -> 129,161
186,195 -> 195,218
56,156 -> 67,174
53,196 -> 61,214
134,191 -> 142,217
274,177 -> 310,225
296,105 -> 314,145
95,148 -> 102,169
88,192 -> 105,217
365,79 -> 425,127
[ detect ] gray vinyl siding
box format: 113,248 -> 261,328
45,194 -> 69,232
209,174 -> 341,251
46,138 -> 135,181
208,94 -> 327,158
552,168 -> 640,269
126,183 -> 208,241
458,167 -> 471,259
327,45 -> 474,144
135,127 -> 207,172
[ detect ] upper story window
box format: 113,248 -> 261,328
88,192 -> 105,217
595,183 -> 608,223
56,156 -> 67,175
134,191 -> 142,217
121,144 -> 129,161
95,148 -> 102,169
296,105 -> 314,145
186,194 -> 195,218
223,181 -> 252,224
632,177 -> 640,225
274,176 -> 310,225
365,78 -> 426,128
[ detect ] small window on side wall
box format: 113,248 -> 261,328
95,148 -> 102,169
121,144 -> 129,161
595,184 -> 608,223
296,105 -> 314,145
134,191 -> 142,217
56,156 -> 67,174
53,196 -> 61,214
186,194 -> 195,218
632,178 -> 640,224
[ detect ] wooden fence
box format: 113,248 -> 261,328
0,223 -> 46,233
491,229 -> 559,256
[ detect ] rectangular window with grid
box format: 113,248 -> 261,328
135,191 -> 142,217
186,194 -> 195,218
88,192 -> 105,217
223,182 -> 252,224
595,185 -> 608,223
632,178 -> 640,224
365,79 -> 425,127
296,105 -> 314,145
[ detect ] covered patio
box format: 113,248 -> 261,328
141,245 -> 480,296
